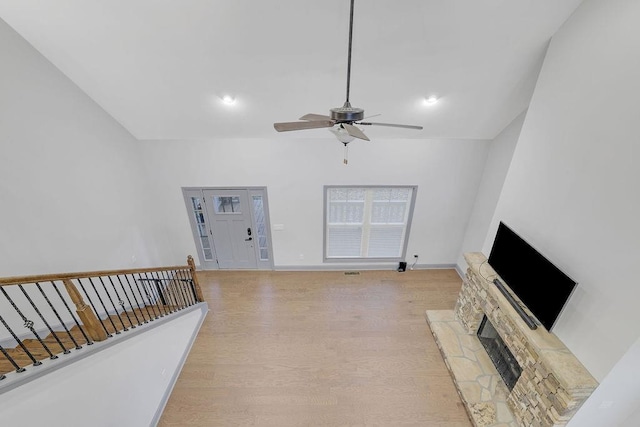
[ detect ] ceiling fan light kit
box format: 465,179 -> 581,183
221,95 -> 236,105
273,0 -> 423,163
424,96 -> 439,106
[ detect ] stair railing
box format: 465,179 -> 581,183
0,256 -> 203,381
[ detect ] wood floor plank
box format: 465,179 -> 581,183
159,269 -> 472,426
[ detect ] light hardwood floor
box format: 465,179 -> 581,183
159,269 -> 472,426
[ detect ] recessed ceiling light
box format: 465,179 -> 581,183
423,96 -> 439,106
221,95 -> 235,105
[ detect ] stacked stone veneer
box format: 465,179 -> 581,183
455,253 -> 598,427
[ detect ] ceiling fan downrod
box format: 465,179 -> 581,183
345,0 -> 355,104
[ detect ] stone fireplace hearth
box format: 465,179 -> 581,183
426,253 -> 598,427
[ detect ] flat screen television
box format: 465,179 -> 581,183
488,222 -> 577,331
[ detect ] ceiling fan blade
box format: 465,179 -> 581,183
362,113 -> 381,120
359,121 -> 423,130
274,120 -> 334,132
299,113 -> 332,121
343,123 -> 370,141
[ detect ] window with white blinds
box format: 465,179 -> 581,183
324,186 -> 416,261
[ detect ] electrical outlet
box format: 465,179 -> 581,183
131,255 -> 137,264
599,401 -> 614,409
299,254 -> 305,260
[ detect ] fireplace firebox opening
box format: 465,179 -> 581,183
477,315 -> 522,390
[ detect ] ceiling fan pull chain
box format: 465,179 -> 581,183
343,143 -> 349,165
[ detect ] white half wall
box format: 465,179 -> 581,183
0,18 -> 168,275
138,136 -> 491,268
483,0 -> 640,383
622,405 -> 640,427
456,110 -> 525,273
0,305 -> 207,427
566,335 -> 640,427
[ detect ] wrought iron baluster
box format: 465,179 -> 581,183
175,269 -> 191,306
152,273 -> 169,307
134,273 -> 156,321
0,314 -> 40,367
146,273 -> 165,316
137,274 -> 160,319
126,274 -> 151,323
174,269 -> 191,308
154,272 -> 172,314
105,276 -> 133,330
143,272 -> 165,317
174,269 -> 188,308
143,273 -> 163,318
188,269 -> 198,304
0,342 -> 26,374
158,272 -> 175,314
97,277 -> 127,333
161,270 -> 180,312
180,270 -> 198,305
158,271 -> 173,312
165,270 -> 181,309
112,278 -> 135,329
153,274 -> 169,316
77,278 -> 113,338
18,284 -> 70,355
51,281 -> 93,345
180,269 -> 197,306
168,269 -> 185,309
115,275 -> 141,326
0,287 -> 56,360
36,282 -> 82,350
157,273 -> 175,314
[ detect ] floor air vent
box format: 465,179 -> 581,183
344,271 -> 361,276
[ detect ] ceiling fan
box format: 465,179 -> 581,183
273,0 -> 423,163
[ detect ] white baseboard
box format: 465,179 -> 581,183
454,264 -> 466,279
275,263 -> 457,272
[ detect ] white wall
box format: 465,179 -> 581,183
138,136 -> 490,268
483,0 -> 640,383
622,404 -> 640,427
456,111 -> 526,273
0,17 -> 169,275
566,335 -> 640,427
0,306 -> 206,427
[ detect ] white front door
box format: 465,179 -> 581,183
203,189 -> 257,269
183,187 -> 273,270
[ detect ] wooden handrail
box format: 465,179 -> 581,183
0,264 -> 190,287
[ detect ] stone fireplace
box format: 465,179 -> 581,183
425,252 -> 598,427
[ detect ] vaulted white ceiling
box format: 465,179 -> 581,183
0,0 -> 583,140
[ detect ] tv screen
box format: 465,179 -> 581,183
488,222 -> 576,331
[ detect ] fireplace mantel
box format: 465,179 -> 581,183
425,252 -> 598,427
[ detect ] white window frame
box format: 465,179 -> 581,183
323,185 -> 417,262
